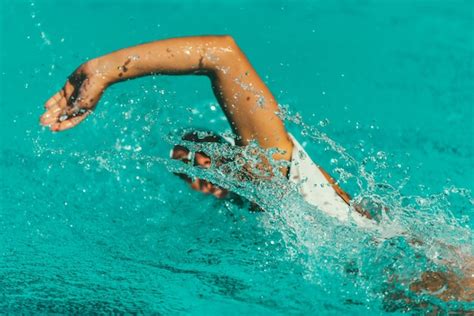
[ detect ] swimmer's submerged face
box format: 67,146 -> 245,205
171,145 -> 228,199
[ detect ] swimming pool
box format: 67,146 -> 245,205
1,0 -> 473,314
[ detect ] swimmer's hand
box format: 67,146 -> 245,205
409,253 -> 474,302
40,60 -> 108,131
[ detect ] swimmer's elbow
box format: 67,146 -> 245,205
204,35 -> 244,72
215,35 -> 241,57
219,35 -> 237,47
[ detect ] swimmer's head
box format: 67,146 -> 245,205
170,130 -> 231,199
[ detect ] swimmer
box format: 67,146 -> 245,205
40,35 -> 353,217
39,35 -> 473,305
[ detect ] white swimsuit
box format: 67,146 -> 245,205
287,134 -> 351,221
225,133 -> 371,226
287,134 -> 374,229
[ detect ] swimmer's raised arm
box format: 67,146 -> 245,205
40,35 -> 293,161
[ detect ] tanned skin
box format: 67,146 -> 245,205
39,35 -> 473,305
40,35 -> 347,200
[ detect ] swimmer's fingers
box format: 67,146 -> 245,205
40,98 -> 91,130
48,81 -> 103,131
50,111 -> 91,132
40,103 -> 64,126
41,85 -> 72,125
44,91 -> 63,109
44,80 -> 74,109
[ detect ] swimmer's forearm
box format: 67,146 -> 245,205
89,35 -> 236,85
88,35 -> 293,161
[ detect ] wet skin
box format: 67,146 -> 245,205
39,35 -> 473,305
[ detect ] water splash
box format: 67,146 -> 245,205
32,94 -> 473,312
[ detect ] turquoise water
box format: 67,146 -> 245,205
1,0 -> 473,314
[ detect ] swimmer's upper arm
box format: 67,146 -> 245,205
203,35 -> 293,162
